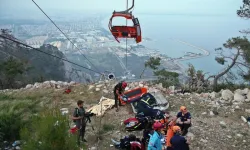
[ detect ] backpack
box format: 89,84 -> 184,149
73,108 -> 80,122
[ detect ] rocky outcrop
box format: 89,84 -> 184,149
0,80 -> 78,93
24,80 -> 77,89
221,89 -> 234,101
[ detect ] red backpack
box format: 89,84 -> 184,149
130,141 -> 143,150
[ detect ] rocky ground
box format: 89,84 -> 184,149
1,81 -> 250,150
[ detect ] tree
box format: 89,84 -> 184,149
237,0 -> 250,34
212,37 -> 250,89
0,57 -> 26,89
210,0 -> 250,90
140,57 -> 161,78
186,63 -> 208,91
154,69 -> 179,88
0,29 -> 67,87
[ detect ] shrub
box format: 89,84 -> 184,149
20,108 -> 82,150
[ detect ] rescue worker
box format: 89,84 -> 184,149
113,81 -> 127,112
148,121 -> 164,150
170,126 -> 190,150
72,100 -> 87,145
168,106 -> 191,136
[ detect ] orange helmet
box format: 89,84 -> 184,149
172,126 -> 181,133
180,106 -> 187,112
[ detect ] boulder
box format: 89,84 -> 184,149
50,80 -> 56,84
221,89 -> 234,101
200,93 -> 209,98
139,83 -> 144,87
210,92 -> 220,99
168,85 -> 175,93
42,81 -> 52,88
69,81 -> 76,85
234,89 -> 243,95
102,89 -> 109,94
88,85 -> 95,90
241,116 -> 247,123
247,92 -> 250,100
245,109 -> 250,113
96,84 -> 103,88
242,88 -> 249,95
25,84 -> 33,89
234,92 -> 245,102
33,82 -> 41,88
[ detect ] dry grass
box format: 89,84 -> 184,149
2,84 -> 250,150
166,94 -> 250,150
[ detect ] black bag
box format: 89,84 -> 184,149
73,108 -> 79,123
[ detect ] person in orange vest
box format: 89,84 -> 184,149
168,106 -> 191,136
170,126 -> 190,150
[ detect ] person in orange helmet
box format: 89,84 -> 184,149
168,106 -> 191,136
170,126 -> 190,150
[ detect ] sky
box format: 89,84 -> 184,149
0,0 -> 244,16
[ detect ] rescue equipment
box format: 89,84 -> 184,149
118,87 -> 148,105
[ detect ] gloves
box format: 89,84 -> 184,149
120,96 -> 128,101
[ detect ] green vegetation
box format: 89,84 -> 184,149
154,69 -> 180,88
140,56 -> 161,78
212,37 -> 250,90
0,85 -> 103,149
0,30 -> 66,89
185,63 -> 208,92
185,1 -> 250,91
21,109 -> 80,150
100,123 -> 115,134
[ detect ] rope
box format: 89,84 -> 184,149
32,0 -> 101,73
0,35 -> 102,74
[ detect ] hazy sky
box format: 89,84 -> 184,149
0,0 -> 244,15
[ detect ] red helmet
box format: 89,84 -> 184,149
122,82 -> 127,88
153,121 -> 164,130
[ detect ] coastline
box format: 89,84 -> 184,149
169,38 -> 210,75
100,15 -> 211,76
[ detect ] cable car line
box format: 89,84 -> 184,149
32,0 -> 101,73
0,35 -> 102,74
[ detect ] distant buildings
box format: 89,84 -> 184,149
25,36 -> 48,48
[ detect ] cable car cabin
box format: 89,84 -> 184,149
109,12 -> 142,43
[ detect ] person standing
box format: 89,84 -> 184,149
113,81 -> 127,112
72,100 -> 87,145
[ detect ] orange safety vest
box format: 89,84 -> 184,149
166,122 -> 176,147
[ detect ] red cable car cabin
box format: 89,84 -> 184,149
109,12 -> 142,43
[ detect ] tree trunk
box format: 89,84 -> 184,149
213,50 -> 240,90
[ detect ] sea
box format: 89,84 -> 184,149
101,13 -> 249,75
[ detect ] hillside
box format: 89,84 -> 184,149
0,81 -> 250,150
0,34 -> 68,89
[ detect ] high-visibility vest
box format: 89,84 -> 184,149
141,97 -> 151,105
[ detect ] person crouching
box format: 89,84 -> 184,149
168,106 -> 191,136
